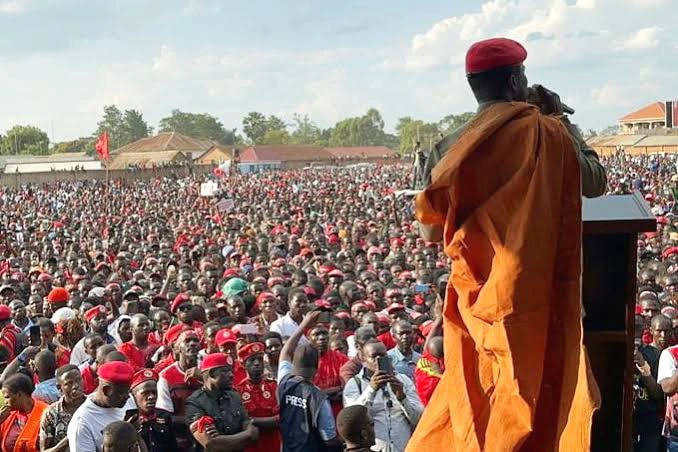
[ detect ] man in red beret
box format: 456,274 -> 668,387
125,369 -> 178,452
155,330 -> 202,451
186,353 -> 259,451
233,342 -> 281,452
164,295 -> 204,345
411,37 -> 601,451
415,37 -> 606,198
67,361 -> 134,452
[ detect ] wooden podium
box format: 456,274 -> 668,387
582,192 -> 656,451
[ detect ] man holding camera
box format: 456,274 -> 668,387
343,339 -> 423,452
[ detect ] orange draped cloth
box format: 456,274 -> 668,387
0,398 -> 48,452
408,102 -> 600,452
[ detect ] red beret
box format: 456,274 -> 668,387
334,311 -> 351,320
267,277 -> 284,288
215,329 -> 237,347
314,299 -> 332,310
465,37 -> 527,74
386,303 -> 406,314
98,361 -> 134,385
237,342 -> 265,363
367,246 -> 382,256
171,294 -> 191,313
85,305 -> 107,323
200,353 -> 233,372
304,287 -> 317,297
47,287 -> 69,304
376,313 -> 391,324
0,305 -> 10,321
419,320 -> 434,337
38,273 -> 53,282
164,324 -> 191,346
328,269 -> 344,278
131,368 -> 158,390
222,268 -> 239,279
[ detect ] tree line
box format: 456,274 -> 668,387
0,105 -> 610,156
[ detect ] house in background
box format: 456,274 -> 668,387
110,132 -> 215,169
618,102 -> 667,135
195,144 -> 237,166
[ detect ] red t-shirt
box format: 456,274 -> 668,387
235,377 -> 281,452
118,341 -> 160,371
313,349 -> 349,418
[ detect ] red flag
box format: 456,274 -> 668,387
95,131 -> 109,160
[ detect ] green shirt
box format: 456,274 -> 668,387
416,102 -> 607,198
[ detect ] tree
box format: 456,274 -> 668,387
395,117 -> 440,154
242,112 -> 288,144
0,125 -> 49,155
120,109 -> 153,146
585,129 -> 598,138
600,125 -> 619,136
328,107 -> 395,148
53,137 -> 95,154
260,129 -> 290,145
438,112 -> 474,134
95,105 -> 153,150
290,114 -> 321,145
95,105 -> 124,150
159,110 -> 236,144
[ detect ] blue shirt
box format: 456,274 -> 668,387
277,360 -> 336,441
387,347 -> 421,382
33,377 -> 60,404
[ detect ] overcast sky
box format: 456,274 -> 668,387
0,0 -> 675,141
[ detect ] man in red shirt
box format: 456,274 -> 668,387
234,342 -> 281,452
215,328 -> 246,384
118,314 -> 159,371
309,323 -> 348,418
156,330 -> 202,451
164,295 -> 204,345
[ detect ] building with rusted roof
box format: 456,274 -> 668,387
237,145 -> 398,172
619,102 -> 667,135
112,132 -> 216,159
195,144 -> 236,165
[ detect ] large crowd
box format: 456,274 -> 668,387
0,153 -> 671,451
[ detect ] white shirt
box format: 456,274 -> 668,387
269,314 -> 308,345
658,346 -> 678,383
67,396 -> 127,452
347,335 -> 357,358
343,368 -> 424,452
69,337 -> 89,366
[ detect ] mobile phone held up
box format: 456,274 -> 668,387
377,355 -> 393,374
29,325 -> 41,346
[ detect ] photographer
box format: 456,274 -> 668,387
342,339 -> 423,452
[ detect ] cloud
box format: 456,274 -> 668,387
620,26 -> 662,50
397,0 -> 672,70
0,0 -> 30,14
291,70 -> 365,125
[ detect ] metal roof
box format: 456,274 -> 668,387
634,135 -> 678,146
4,161 -> 102,173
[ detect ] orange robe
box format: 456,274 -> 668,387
408,102 -> 600,452
0,398 -> 48,452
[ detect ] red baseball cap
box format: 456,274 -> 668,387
215,329 -> 237,347
200,353 -> 233,372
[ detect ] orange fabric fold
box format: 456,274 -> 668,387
408,102 -> 600,452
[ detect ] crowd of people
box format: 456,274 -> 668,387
0,150 -> 670,451
0,164 -> 442,452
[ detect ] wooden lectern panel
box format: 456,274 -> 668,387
582,192 -> 655,452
